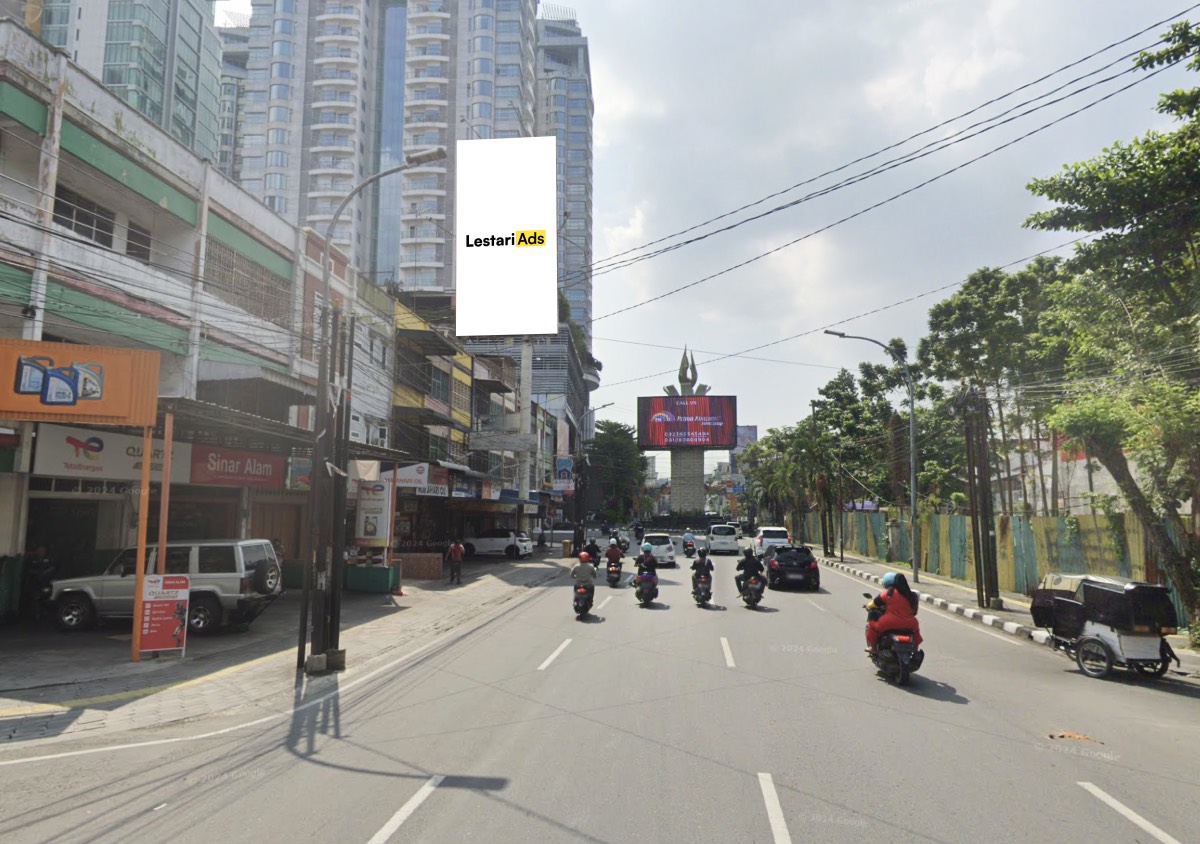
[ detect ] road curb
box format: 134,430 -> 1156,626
822,558 -> 1044,645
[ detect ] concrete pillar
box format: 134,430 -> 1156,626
670,449 -> 706,513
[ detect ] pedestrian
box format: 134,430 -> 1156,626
20,545 -> 55,625
271,538 -> 286,563
445,538 -> 464,585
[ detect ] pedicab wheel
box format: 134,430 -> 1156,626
1132,659 -> 1170,678
1076,638 -> 1114,679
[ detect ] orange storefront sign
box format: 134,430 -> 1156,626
0,339 -> 159,426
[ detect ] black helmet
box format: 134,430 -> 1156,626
744,547 -> 755,557
698,547 -> 708,557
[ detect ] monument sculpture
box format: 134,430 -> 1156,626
664,348 -> 708,513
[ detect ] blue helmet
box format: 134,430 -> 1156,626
881,572 -> 897,588
642,542 -> 653,553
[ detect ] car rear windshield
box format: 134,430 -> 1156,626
646,535 -> 671,545
762,530 -> 788,539
775,547 -> 815,563
711,526 -> 735,536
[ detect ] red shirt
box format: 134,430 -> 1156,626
604,546 -> 623,565
446,543 -> 464,562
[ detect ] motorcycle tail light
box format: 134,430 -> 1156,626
1132,624 -> 1151,633
769,560 -> 780,568
577,587 -> 587,593
894,635 -> 912,643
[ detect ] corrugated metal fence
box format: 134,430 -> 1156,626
801,509 -> 1187,622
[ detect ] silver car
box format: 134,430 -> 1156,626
51,539 -> 283,634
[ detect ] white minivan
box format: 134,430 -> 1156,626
706,524 -> 740,554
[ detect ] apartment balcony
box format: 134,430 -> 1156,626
408,2 -> 450,20
314,30 -> 360,46
313,72 -> 358,90
310,139 -> 355,155
401,208 -> 445,222
314,51 -> 360,68
309,161 -> 355,177
316,5 -> 359,23
400,234 -> 444,246
311,117 -> 356,132
312,95 -> 357,112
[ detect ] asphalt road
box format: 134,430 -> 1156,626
2,545 -> 1196,843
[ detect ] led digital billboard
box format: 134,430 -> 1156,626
637,396 -> 738,449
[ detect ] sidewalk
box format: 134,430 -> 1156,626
0,550 -> 570,747
820,550 -> 1200,680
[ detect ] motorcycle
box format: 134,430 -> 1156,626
692,573 -> 712,607
607,562 -> 622,587
634,572 -> 658,607
573,585 -> 593,617
683,540 -> 696,559
741,574 -> 765,608
863,592 -> 924,685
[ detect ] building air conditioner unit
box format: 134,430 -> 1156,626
349,431 -> 363,442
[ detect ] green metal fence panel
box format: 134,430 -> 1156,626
1012,515 -> 1039,595
868,512 -> 888,559
856,512 -> 869,556
949,515 -> 969,580
927,514 -> 941,576
1056,517 -> 1087,574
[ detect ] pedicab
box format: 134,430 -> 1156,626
1031,573 -> 1181,680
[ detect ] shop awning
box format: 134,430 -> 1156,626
472,375 -> 513,394
395,326 -> 459,357
436,459 -> 486,478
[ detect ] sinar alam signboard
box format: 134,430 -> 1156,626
455,137 -> 557,336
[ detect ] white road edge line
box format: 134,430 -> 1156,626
919,609 -> 1022,646
1078,782 -> 1182,844
827,567 -> 1020,645
721,637 -> 735,668
757,773 -> 793,844
538,639 -> 573,671
367,775 -> 445,844
596,595 -> 613,611
805,599 -> 826,612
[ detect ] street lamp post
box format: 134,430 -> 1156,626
298,146 -> 448,673
824,330 -> 920,584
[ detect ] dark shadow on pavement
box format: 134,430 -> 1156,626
745,605 -> 780,613
577,615 -> 606,624
900,677 -> 969,704
700,604 -> 728,611
641,603 -> 671,610
1057,668 -> 1200,700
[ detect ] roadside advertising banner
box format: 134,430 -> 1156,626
140,575 -> 189,654
417,465 -> 449,497
0,339 -> 160,425
190,445 -> 286,489
455,136 -> 557,336
381,463 -> 431,488
554,456 -> 573,491
34,423 -> 191,484
355,480 -> 391,547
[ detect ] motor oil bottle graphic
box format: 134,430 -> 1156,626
75,363 -> 104,400
13,356 -> 55,395
41,365 -> 79,405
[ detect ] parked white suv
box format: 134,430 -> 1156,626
464,529 -> 533,559
706,524 -> 740,554
753,527 -> 792,557
51,539 -> 283,634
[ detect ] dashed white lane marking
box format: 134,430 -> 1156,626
721,637 -> 735,668
367,775 -> 445,844
805,599 -> 826,612
1078,783 -> 1181,844
537,639 -> 573,671
596,595 -> 612,610
757,773 -> 793,843
151,803 -> 167,812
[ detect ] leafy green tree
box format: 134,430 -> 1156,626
1023,23 -> 1200,625
584,421 -> 644,523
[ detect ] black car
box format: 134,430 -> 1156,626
766,545 -> 820,591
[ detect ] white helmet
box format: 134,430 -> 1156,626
609,538 -> 617,545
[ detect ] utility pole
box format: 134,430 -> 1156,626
517,338 -> 532,538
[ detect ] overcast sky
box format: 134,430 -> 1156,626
216,0 -> 1197,476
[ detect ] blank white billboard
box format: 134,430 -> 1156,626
455,136 -> 558,336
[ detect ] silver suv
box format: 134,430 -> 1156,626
51,539 -> 283,634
